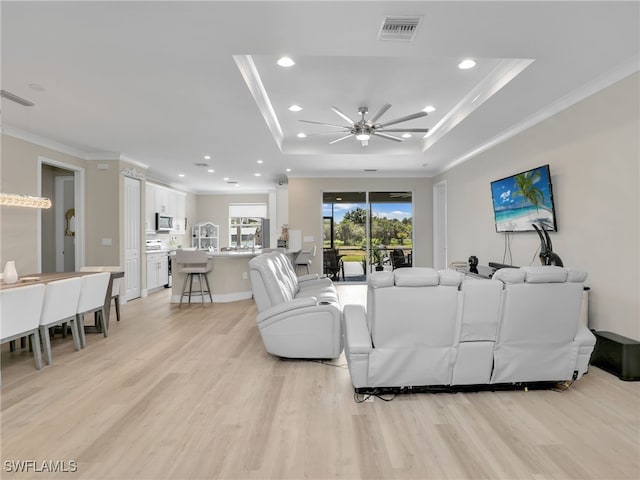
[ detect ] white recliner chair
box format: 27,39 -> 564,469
248,251 -> 343,359
490,266 -> 595,383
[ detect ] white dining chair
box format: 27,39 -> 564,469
0,283 -> 46,370
175,250 -> 212,307
76,272 -> 110,348
39,277 -> 82,365
80,266 -> 122,321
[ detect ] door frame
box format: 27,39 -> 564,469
433,180 -> 447,270
38,156 -> 85,272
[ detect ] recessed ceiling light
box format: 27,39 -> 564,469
223,177 -> 229,181
204,155 -> 211,160
254,173 -> 261,177
297,132 -> 307,138
458,59 -> 476,69
402,133 -> 412,138
234,183 -> 240,187
277,57 -> 295,67
285,168 -> 292,172
257,159 -> 263,164
423,105 -> 436,113
288,104 -> 302,112
178,174 -> 185,177
207,169 -> 214,173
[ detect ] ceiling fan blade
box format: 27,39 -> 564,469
304,131 -> 351,137
378,128 -> 430,133
377,111 -> 428,128
329,134 -> 353,145
373,132 -> 403,142
299,119 -> 351,129
369,103 -> 392,123
331,106 -> 356,125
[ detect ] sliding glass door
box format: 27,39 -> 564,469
322,191 -> 413,282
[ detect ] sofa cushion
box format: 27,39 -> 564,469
438,269 -> 464,287
567,268 -> 588,283
521,266 -> 568,283
493,268 -> 525,284
393,267 -> 439,287
368,271 -> 394,288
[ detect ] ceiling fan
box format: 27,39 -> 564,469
299,104 -> 429,147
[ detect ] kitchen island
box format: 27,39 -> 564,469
170,250 -> 257,303
169,249 -> 297,304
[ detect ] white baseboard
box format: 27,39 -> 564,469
170,291 -> 253,304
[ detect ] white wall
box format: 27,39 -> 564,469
434,73 -> 639,340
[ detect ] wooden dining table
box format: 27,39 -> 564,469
0,270 -> 124,332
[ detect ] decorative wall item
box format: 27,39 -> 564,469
0,193 -> 52,208
3,261 -> 18,284
121,167 -> 146,180
65,208 -> 76,236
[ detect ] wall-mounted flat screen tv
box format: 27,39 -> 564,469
490,164 -> 557,232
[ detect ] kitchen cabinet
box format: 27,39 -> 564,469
145,183 -> 187,233
192,222 -> 219,251
147,252 -> 169,291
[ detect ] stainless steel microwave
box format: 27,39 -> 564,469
155,213 -> 174,232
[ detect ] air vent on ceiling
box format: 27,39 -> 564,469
225,180 -> 238,184
193,162 -> 209,168
364,169 -> 378,172
378,16 -> 421,41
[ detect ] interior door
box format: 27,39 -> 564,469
55,176 -> 75,272
124,176 -> 141,300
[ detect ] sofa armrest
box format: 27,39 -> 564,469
256,297 -> 319,324
343,304 -> 373,354
298,273 -> 321,282
575,324 -> 596,348
298,277 -> 333,288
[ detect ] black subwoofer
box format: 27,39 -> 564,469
590,331 -> 640,381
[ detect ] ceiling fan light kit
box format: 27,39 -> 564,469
300,103 -> 429,147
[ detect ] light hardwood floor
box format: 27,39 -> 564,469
1,286 -> 638,480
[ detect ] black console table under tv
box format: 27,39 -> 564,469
457,262 -> 517,279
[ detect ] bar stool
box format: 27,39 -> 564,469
294,245 -> 316,275
176,250 -> 213,307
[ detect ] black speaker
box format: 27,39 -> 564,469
590,331 -> 640,381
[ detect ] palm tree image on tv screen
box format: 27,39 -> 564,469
490,165 -> 557,232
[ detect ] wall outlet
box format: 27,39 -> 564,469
102,238 -> 112,246
242,271 -> 248,280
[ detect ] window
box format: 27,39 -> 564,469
228,203 -> 267,248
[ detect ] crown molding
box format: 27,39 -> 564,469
1,124 -> 150,168
1,124 -> 91,159
234,54 -> 284,150
422,58 -> 534,153
435,56 -> 640,176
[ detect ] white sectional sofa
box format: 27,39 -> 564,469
343,266 -> 596,391
248,251 -> 343,359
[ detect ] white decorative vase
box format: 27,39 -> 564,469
3,261 -> 18,284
